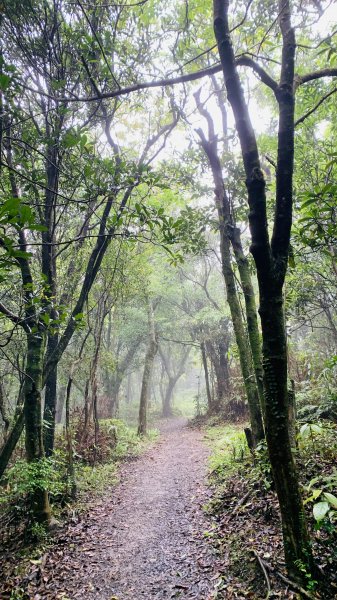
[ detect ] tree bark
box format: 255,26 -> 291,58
137,301 -> 158,436
0,378 -> 10,434
65,377 -> 77,499
201,342 -> 213,410
218,208 -> 264,442
24,330 -> 51,523
43,334 -> 58,456
0,408 -> 24,480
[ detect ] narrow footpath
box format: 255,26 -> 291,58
23,418 -> 218,599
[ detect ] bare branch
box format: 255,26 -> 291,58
20,64 -> 223,104
236,56 -> 278,93
295,86 -> 337,126
296,67 -> 337,87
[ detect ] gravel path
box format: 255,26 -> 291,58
22,418 -> 217,599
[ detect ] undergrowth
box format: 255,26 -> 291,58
0,419 -> 158,543
205,421 -> 337,599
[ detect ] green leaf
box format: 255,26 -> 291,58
313,501 -> 329,521
323,492 -> 337,509
0,73 -> 11,91
63,131 -> 81,148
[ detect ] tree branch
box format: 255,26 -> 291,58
20,63 -> 223,104
296,67 -> 337,87
236,56 -> 278,93
295,86 -> 337,126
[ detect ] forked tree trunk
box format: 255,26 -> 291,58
213,0 -> 314,580
138,301 -> 158,436
159,346 -> 190,418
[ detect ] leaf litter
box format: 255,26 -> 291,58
0,418 -> 220,599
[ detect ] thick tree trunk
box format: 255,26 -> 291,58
107,376 -> 122,417
138,301 -> 158,436
261,294 -> 312,573
24,331 -> 51,524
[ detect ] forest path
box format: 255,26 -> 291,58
30,418 -> 217,599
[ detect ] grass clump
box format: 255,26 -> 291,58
205,424 -> 249,479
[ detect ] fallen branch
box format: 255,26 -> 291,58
252,549 -> 271,599
228,490 -> 251,521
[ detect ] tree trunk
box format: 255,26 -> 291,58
159,346 -> 190,418
201,342 -> 213,411
0,408 -> 24,480
218,339 -> 230,396
24,330 -> 51,524
218,227 -> 264,441
56,384 -> 66,424
205,340 -> 224,412
0,379 -> 10,434
138,301 -> 158,436
231,227 -> 265,412
195,112 -> 264,442
43,333 -> 58,456
213,0 -> 314,580
65,378 -> 77,499
162,378 -> 175,417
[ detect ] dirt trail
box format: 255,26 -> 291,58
25,418 -> 217,599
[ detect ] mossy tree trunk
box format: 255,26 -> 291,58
24,329 -> 51,524
217,197 -> 264,443
138,300 -> 158,436
4,130 -> 51,522
195,96 -> 265,425
213,0 -> 315,580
